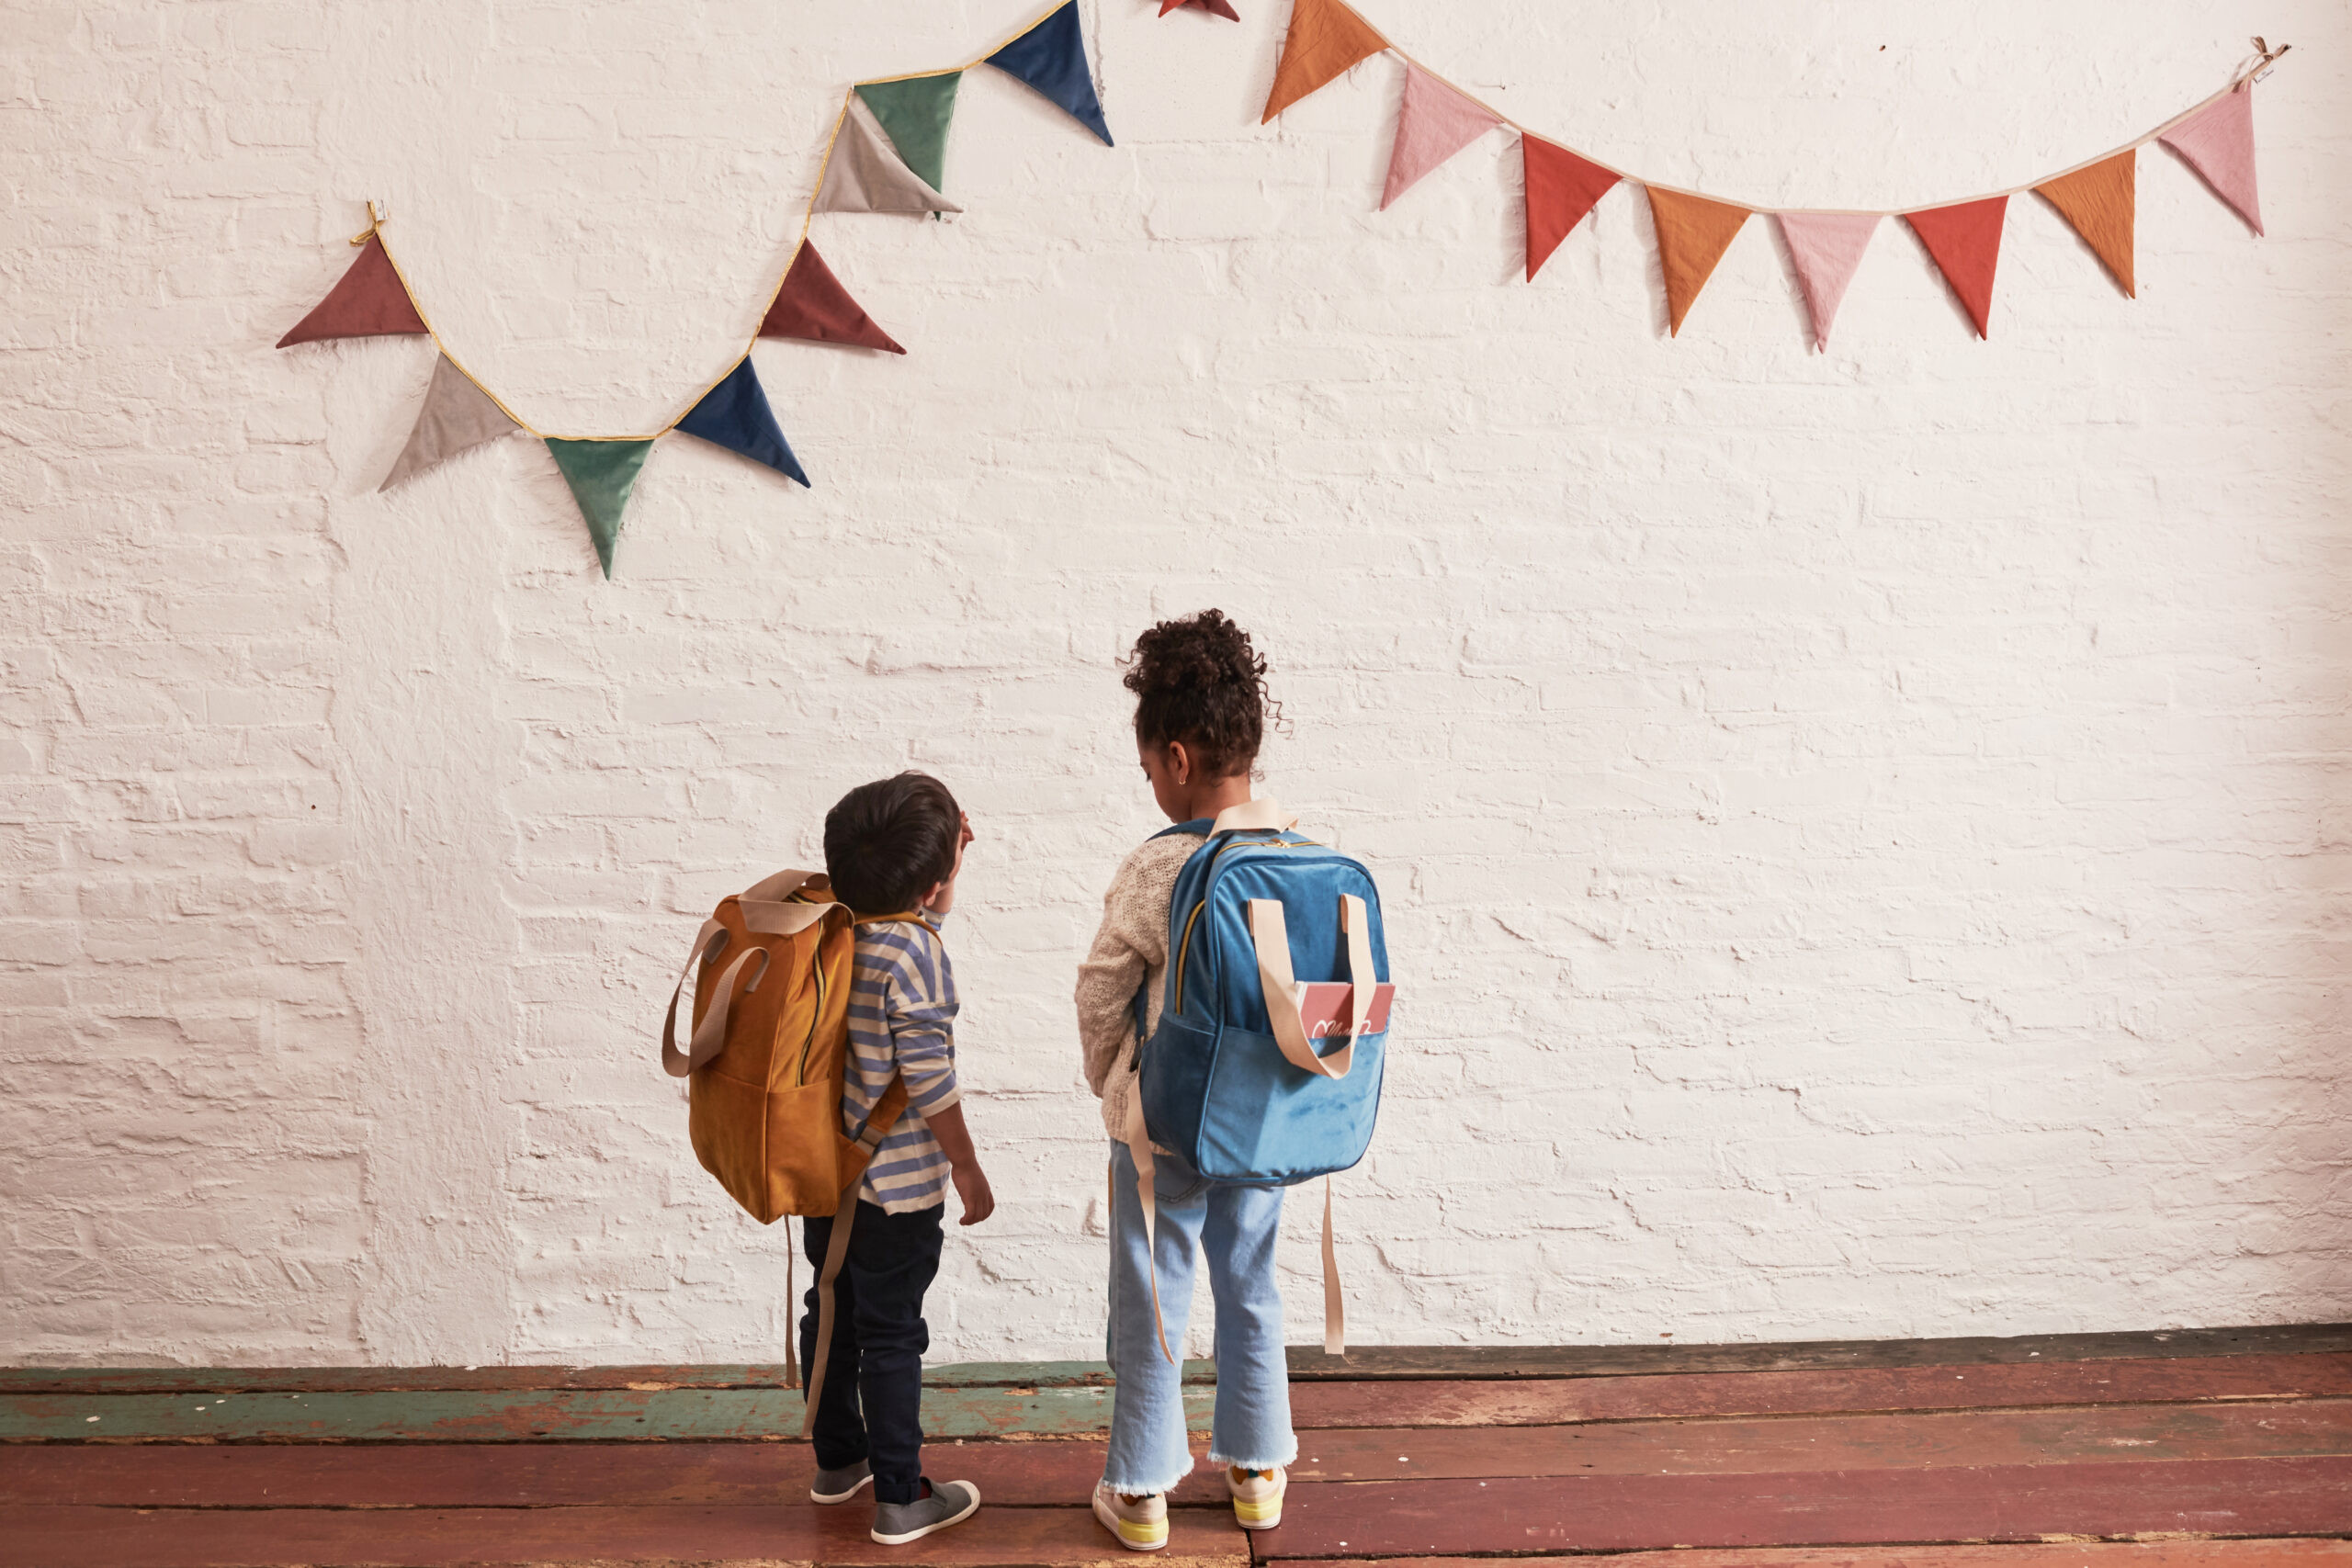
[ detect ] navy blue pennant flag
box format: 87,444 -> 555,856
675,356 -> 809,487
986,1 -> 1114,146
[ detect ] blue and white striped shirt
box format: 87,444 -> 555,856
844,912 -> 961,1213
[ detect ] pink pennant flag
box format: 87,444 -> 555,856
1777,212 -> 1880,350
2159,85 -> 2262,235
1380,62 -> 1501,210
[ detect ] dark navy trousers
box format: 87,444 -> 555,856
798,1200 -> 944,1506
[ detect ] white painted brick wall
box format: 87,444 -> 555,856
5,0 -> 2348,1367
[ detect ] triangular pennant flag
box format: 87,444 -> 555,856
985,1 -> 1114,147
1905,195 -> 2007,339
758,241 -> 904,354
1646,187 -> 1751,336
675,357 -> 810,489
1522,135 -> 1619,280
1777,212 -> 1880,350
2160,85 -> 2262,235
1380,63 -> 1501,210
2035,151 -> 2136,298
545,437 -> 656,579
277,234 -> 429,347
1261,0 -> 1387,123
814,96 -> 963,216
854,73 -> 963,195
1160,0 -> 1240,17
379,355 -> 520,491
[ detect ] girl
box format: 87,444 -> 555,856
1074,609 -> 1293,1550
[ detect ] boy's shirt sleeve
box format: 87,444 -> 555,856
887,925 -> 960,1117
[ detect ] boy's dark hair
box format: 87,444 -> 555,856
823,772 -> 961,915
1123,608 -> 1275,779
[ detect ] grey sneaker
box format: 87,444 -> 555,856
871,1478 -> 981,1545
810,1457 -> 873,1504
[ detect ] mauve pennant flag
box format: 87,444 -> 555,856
1905,195 -> 2007,338
986,2 -> 1113,146
1262,0 -> 1387,122
2160,85 -> 2262,235
815,96 -> 962,215
545,437 -> 655,580
277,234 -> 428,347
759,241 -> 904,354
855,73 -> 963,195
1161,0 -> 1240,17
1381,62 -> 1500,210
675,357 -> 810,489
1646,187 -> 1751,336
2036,152 -> 2136,297
1522,135 -> 1619,280
379,355 -> 519,491
1777,212 -> 1879,350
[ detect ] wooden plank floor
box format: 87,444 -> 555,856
6,1324 -> 2351,1566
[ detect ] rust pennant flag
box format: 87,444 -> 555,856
1647,187 -> 1751,336
759,241 -> 905,354
1262,0 -> 1387,122
2036,152 -> 2137,297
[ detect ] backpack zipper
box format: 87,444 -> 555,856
1170,838 -> 1327,1013
796,953 -> 827,1086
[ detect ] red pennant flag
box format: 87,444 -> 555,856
1522,135 -> 1618,281
1904,196 -> 2008,339
758,241 -> 906,354
1646,187 -> 1751,336
1160,0 -> 1239,17
276,234 -> 428,348
1261,0 -> 1387,122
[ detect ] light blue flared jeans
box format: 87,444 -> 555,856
1102,1139 -> 1299,1495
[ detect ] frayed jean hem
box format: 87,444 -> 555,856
1207,1436 -> 1299,1471
1100,1449 -> 1196,1497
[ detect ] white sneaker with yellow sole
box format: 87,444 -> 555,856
1092,1483 -> 1169,1551
1227,1465 -> 1286,1529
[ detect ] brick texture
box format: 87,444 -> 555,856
4,1 -> 2349,1366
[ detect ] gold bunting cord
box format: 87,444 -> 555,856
306,0 -> 1093,446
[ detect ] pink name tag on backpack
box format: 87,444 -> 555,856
1295,982 -> 1395,1040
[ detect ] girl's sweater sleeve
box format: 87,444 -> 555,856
1074,843 -> 1167,1099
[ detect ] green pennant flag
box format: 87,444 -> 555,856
545,437 -> 656,579
854,73 -> 963,194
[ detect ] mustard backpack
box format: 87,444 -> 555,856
662,868 -> 910,1432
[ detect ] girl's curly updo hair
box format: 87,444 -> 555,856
1123,609 -> 1276,779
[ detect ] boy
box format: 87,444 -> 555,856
807,771 -> 995,1545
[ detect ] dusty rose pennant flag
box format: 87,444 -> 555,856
1160,0 -> 1240,18
2160,85 -> 2262,235
379,355 -> 520,491
1261,0 -> 1388,122
2036,152 -> 2136,297
1905,195 -> 2007,339
1380,63 -> 1501,209
1777,212 -> 1880,349
1522,136 -> 1618,281
277,233 -> 429,347
1646,187 -> 1751,336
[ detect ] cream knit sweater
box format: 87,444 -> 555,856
1073,827 -> 1208,1146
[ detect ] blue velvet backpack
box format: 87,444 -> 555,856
1124,799 -> 1393,1357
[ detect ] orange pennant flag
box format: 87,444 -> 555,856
1261,0 -> 1388,122
1646,187 -> 1751,336
2035,151 -> 2136,299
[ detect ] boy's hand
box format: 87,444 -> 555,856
951,1159 -> 995,1226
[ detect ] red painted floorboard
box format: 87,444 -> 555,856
1251,1455 -> 2352,1555
1296,1545 -> 2352,1567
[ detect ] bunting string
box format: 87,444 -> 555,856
276,0 -> 1114,578
1254,0 -> 2286,344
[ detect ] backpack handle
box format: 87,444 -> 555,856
1247,894 -> 1378,1080
1211,798 -> 1297,834
661,868 -> 832,1077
